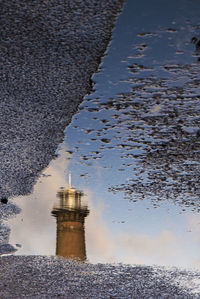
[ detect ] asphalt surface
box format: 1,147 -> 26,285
0,0 -> 124,253
0,256 -> 200,298
1,0 -> 124,200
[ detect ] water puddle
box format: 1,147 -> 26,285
3,0 -> 200,269
6,147 -> 200,269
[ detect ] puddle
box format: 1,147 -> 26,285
6,147 -> 200,269
3,0 -> 200,270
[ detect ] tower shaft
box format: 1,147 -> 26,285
52,186 -> 89,261
55,212 -> 86,260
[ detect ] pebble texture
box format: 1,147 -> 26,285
1,0 -> 124,199
0,256 -> 200,298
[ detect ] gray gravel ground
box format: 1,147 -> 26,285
1,0 -> 124,200
0,256 -> 200,298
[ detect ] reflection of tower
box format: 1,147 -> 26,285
52,175 -> 89,261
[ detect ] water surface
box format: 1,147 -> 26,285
6,0 -> 200,269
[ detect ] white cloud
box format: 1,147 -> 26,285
9,144 -> 70,255
7,149 -> 200,270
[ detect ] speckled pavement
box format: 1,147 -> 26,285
0,256 -> 200,298
1,0 -> 124,200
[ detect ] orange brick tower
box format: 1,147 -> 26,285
52,174 -> 89,261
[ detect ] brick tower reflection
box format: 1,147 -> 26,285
52,174 -> 89,261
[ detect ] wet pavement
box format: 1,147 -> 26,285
0,0 -> 124,199
0,0 -> 124,254
1,0 -> 200,297
1,256 -> 200,298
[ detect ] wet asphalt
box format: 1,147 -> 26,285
0,0 -> 123,253
1,0 -> 123,200
0,256 -> 200,298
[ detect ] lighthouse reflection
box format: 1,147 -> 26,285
51,176 -> 89,261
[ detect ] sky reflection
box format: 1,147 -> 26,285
5,0 -> 200,270
7,146 -> 200,270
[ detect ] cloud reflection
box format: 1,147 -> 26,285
9,145 -> 70,255
7,146 -> 200,269
85,193 -> 189,267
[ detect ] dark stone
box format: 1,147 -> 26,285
1,197 -> 8,204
